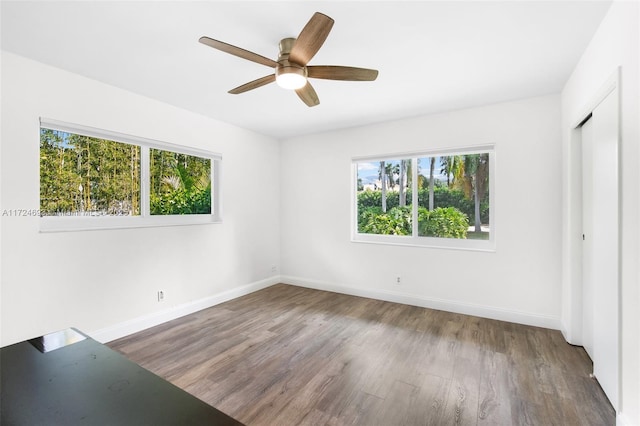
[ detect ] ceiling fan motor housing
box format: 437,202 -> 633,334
276,38 -> 307,79
276,60 -> 307,78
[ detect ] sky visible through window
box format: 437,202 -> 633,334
357,158 -> 449,186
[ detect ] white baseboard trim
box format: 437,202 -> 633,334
560,322 -> 578,345
89,276 -> 280,343
281,275 -> 560,330
90,274 -> 562,344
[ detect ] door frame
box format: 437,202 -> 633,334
562,68 -> 621,405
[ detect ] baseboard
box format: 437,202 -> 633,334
89,276 -> 280,343
90,274 -> 561,343
559,321 -> 579,345
281,275 -> 560,330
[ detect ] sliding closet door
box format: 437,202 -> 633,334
581,87 -> 619,410
581,117 -> 594,360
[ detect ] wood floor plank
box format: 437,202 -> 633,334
374,380 -> 420,426
510,399 -> 546,426
477,350 -> 511,425
109,284 -> 616,425
329,390 -> 385,426
405,373 -> 451,426
443,356 -> 481,426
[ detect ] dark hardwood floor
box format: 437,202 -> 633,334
109,284 -> 615,425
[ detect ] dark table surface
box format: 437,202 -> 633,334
0,329 -> 243,426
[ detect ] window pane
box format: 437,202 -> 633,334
356,158 -> 412,235
150,149 -> 211,215
417,154 -> 490,239
40,128 -> 141,216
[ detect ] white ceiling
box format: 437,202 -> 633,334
1,1 -> 611,139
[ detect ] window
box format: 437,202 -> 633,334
149,149 -> 211,216
40,128 -> 141,217
39,118 -> 220,232
353,146 -> 494,250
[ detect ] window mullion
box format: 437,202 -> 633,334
213,159 -> 221,220
412,157 -> 418,237
140,146 -> 150,217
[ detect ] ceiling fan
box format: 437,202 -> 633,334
199,12 -> 378,107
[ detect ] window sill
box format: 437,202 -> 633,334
351,233 -> 496,252
39,215 -> 221,233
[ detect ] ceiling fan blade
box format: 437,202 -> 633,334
228,74 -> 276,94
289,12 -> 334,66
307,66 -> 379,81
295,82 -> 320,107
199,36 -> 277,68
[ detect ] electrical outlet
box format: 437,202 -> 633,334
157,290 -> 165,302
396,276 -> 401,285
271,265 -> 277,273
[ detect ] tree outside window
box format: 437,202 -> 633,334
356,151 -> 491,241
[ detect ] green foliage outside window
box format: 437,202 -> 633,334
40,129 -> 212,217
357,187 -> 487,225
356,153 -> 490,240
40,128 -> 141,216
149,149 -> 211,215
417,207 -> 469,238
358,205 -> 469,238
360,206 -> 412,235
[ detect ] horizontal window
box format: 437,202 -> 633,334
39,118 -> 221,232
353,147 -> 494,251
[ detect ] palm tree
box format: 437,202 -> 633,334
378,161 -> 387,212
408,159 -> 429,190
428,157 -> 436,210
462,154 -> 489,232
398,159 -> 407,207
440,155 -> 464,187
385,163 -> 398,190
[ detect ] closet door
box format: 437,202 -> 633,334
581,88 -> 619,410
581,117 -> 594,360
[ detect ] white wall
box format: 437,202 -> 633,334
280,94 -> 562,329
0,52 -> 281,346
560,1 -> 639,424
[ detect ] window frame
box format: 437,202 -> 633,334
351,145 -> 495,251
39,118 -> 221,232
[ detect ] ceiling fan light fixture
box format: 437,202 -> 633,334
275,62 -> 307,90
276,72 -> 307,90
